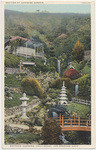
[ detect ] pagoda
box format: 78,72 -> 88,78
59,81 -> 68,105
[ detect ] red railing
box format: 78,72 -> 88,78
48,114 -> 91,132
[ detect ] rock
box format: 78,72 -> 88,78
9,97 -> 13,100
33,96 -> 39,99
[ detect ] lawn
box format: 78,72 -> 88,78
66,102 -> 91,117
5,93 -> 36,108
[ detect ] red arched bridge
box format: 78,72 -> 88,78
49,114 -> 91,132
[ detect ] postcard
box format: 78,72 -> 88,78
1,0 -> 95,149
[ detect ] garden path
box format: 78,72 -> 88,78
5,101 -> 40,120
8,123 -> 29,130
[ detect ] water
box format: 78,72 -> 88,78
59,132 -> 71,144
58,60 -> 60,74
53,112 -> 58,117
75,84 -> 79,96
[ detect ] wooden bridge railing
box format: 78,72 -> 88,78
49,114 -> 91,132
72,97 -> 91,105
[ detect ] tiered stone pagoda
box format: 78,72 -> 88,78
59,81 -> 68,105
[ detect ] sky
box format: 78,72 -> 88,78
5,4 -> 91,14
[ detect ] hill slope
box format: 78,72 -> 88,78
5,9 -> 91,58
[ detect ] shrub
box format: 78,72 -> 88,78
5,51 -> 19,68
49,78 -> 73,90
21,78 -> 46,98
41,119 -> 62,144
73,60 -> 87,72
81,65 -> 90,75
72,74 -> 91,100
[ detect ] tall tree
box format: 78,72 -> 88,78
72,40 -> 84,63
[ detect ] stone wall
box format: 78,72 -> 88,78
5,67 -> 20,74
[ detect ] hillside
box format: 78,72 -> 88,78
5,9 -> 91,59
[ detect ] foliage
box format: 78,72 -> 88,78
64,131 -> 91,144
67,102 -> 91,117
5,93 -> 35,108
5,51 -> 19,68
9,39 -> 20,53
29,58 -> 50,75
72,60 -> 90,75
50,78 -> 73,90
72,40 -> 84,63
72,74 -> 91,100
66,90 -> 72,101
81,64 -> 90,75
5,87 -> 12,97
41,119 -> 62,144
21,78 -> 46,98
72,60 -> 87,73
5,133 -> 40,144
49,47 -> 55,57
48,57 -> 58,71
5,10 -> 91,61
5,74 -> 21,87
58,54 -> 68,76
5,93 -> 22,108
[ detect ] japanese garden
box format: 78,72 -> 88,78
4,8 -> 91,145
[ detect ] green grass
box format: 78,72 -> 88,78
5,74 -> 21,87
5,133 -> 41,144
5,93 -> 36,108
66,102 -> 91,117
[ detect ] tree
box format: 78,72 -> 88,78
49,47 -> 55,57
41,119 -> 62,144
72,40 -> 84,63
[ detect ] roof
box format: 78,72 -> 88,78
5,36 -> 43,48
10,36 -> 30,42
63,68 -> 79,80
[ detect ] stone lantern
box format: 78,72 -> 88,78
20,93 -> 29,119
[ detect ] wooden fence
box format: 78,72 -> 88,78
72,97 -> 91,105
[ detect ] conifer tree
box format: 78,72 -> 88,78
72,40 -> 84,63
